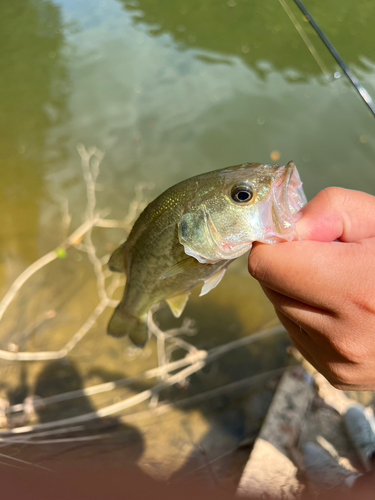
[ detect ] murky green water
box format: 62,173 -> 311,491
1,0 -> 375,486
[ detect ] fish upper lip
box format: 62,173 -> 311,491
282,162 -> 295,216
269,161 -> 305,238
273,164 -> 294,207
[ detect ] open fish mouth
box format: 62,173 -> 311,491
271,161 -> 307,240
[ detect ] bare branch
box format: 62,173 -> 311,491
0,359 -> 207,435
6,326 -> 284,416
0,215 -> 103,325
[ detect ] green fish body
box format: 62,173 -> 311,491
108,161 -> 306,346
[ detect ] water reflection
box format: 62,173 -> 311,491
0,0 -> 69,264
120,0 -> 375,79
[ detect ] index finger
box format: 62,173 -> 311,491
248,239 -> 367,311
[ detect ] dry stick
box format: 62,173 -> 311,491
5,326 -> 285,431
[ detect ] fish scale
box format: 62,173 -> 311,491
107,161 -> 306,347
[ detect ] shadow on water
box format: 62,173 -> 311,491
137,270 -> 291,488
5,359 -> 147,472
119,0 -> 375,80
1,269 -> 289,489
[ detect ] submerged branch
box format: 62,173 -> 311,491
5,325 -> 285,431
0,144 -> 286,448
0,216 -> 103,325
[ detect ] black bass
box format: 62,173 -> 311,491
107,161 -> 306,346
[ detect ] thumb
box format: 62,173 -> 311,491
295,187 -> 375,242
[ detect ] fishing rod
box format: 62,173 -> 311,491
293,0 -> 375,118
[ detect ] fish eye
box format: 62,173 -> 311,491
231,184 -> 254,204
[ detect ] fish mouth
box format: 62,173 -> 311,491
271,161 -> 307,240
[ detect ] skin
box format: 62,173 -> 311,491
248,187 -> 375,391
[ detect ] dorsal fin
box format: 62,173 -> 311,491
108,244 -> 126,273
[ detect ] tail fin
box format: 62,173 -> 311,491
107,305 -> 149,347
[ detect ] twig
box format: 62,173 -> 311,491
0,276 -> 122,361
78,145 -> 108,302
0,434 -> 109,445
8,349 -> 208,413
54,194 -> 72,236
148,308 -> 198,355
95,219 -> 130,229
0,427 -> 85,447
4,326 -> 285,432
0,216 -> 103,326
120,367 -> 285,423
0,452 -> 50,471
0,360 -> 207,435
0,144 -> 149,363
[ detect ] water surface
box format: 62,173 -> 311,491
1,0 -> 375,484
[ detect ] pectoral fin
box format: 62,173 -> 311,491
108,244 -> 126,273
200,267 -> 227,296
166,291 -> 190,318
160,257 -> 202,280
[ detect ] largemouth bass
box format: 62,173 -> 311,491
107,161 -> 306,346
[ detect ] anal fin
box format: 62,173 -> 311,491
166,291 -> 190,318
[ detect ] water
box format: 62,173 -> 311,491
1,0 -> 375,485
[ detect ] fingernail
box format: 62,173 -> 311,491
293,211 -> 303,222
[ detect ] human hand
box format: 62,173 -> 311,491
248,187 -> 375,390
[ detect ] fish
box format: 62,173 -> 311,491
107,161 -> 306,347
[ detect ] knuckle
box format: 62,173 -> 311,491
319,187 -> 347,207
325,361 -> 365,390
325,363 -> 353,388
333,340 -> 357,362
325,331 -> 364,364
330,380 -> 351,391
316,187 -> 349,219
